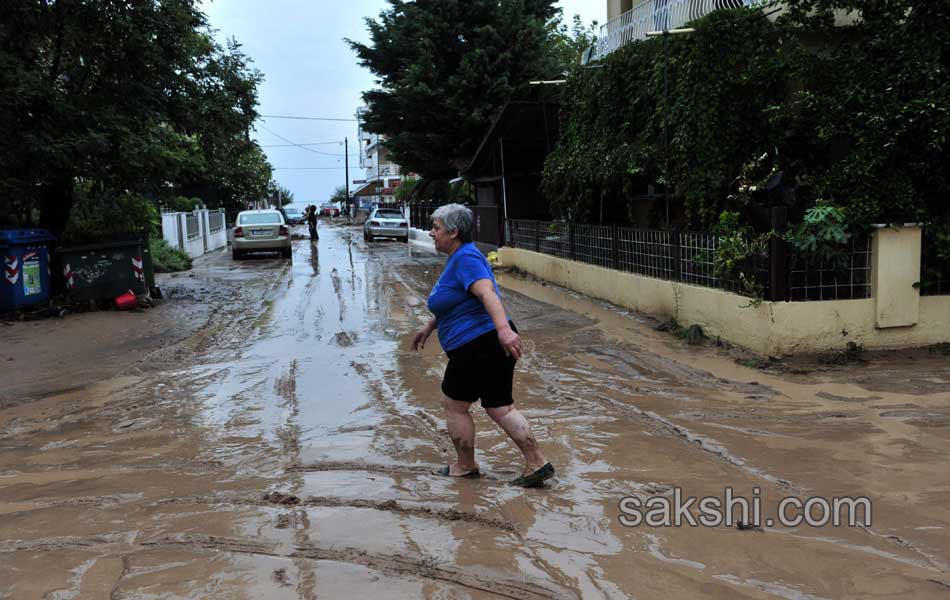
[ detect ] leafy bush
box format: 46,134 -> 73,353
786,200 -> 851,267
150,238 -> 192,273
713,211 -> 769,302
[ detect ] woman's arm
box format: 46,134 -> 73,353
469,279 -> 522,359
411,316 -> 438,351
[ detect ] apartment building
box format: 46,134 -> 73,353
354,106 -> 407,208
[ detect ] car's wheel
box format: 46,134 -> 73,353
282,247 -> 292,258
367,233 -> 374,242
232,249 -> 242,260
401,235 -> 409,243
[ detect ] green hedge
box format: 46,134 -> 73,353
544,1 -> 950,231
150,238 -> 192,273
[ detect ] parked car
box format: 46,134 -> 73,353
363,207 -> 408,242
320,203 -> 340,217
232,210 -> 291,259
282,206 -> 305,225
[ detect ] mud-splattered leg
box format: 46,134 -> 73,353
486,405 -> 546,475
443,395 -> 479,475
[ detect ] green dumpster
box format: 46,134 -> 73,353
56,240 -> 151,302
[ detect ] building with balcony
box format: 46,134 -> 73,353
355,106 -> 409,208
586,1 -> 856,64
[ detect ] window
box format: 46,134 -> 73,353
239,213 -> 282,225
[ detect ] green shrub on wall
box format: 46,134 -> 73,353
544,0 -> 950,233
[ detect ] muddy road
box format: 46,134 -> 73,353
2,224 -> 949,599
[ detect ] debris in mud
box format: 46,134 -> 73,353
653,319 -> 706,345
334,331 -> 355,346
682,324 -> 705,345
816,391 -> 881,403
272,568 -> 291,587
928,342 -> 950,356
817,341 -> 865,365
263,492 -> 300,506
733,355 -> 811,375
736,521 -> 763,532
275,514 -> 292,529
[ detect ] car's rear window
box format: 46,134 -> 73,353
239,213 -> 282,225
377,211 -> 402,218
285,209 -> 302,215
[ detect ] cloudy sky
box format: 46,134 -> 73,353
199,0 -> 605,206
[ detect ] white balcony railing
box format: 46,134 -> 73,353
585,0 -> 767,63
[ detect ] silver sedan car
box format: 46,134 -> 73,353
363,207 -> 409,242
232,210 -> 292,259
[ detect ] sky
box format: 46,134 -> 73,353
199,0 -> 605,206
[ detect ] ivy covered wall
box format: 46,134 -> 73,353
543,0 -> 950,234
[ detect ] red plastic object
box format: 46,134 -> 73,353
114,290 -> 137,310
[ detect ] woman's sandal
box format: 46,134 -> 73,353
436,465 -> 481,479
511,462 -> 555,488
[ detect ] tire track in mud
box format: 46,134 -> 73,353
586,392 -> 799,492
149,493 -> 519,534
349,358 -> 450,453
523,339 -> 800,491
1,534 -> 574,599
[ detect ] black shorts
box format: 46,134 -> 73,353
441,322 -> 518,409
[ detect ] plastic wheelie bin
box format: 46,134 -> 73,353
0,229 -> 56,312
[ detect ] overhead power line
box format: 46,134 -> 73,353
261,142 -> 345,147
257,124 -> 357,157
259,114 -> 357,122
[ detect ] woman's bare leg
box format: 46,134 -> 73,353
485,405 -> 546,475
443,396 -> 478,475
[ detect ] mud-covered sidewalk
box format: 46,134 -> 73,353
1,224 -> 949,599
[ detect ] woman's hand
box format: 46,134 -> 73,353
412,319 -> 436,351
497,326 -> 523,359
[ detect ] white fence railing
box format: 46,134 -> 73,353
209,209 -> 225,233
586,0 -> 765,63
161,208 -> 228,259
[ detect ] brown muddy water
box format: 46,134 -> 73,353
1,225 -> 948,599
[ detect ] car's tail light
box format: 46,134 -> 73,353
234,227 -> 244,238
370,220 -> 380,226
279,225 -> 288,235
398,222 -> 408,228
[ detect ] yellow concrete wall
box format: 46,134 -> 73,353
497,247 -> 950,356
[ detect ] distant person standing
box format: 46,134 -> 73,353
305,204 -> 318,240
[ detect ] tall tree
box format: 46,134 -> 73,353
0,1 -> 272,239
348,0 -> 565,179
266,181 -> 295,207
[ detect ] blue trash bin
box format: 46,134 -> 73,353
0,229 -> 56,312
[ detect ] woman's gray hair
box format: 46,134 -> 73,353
431,203 -> 473,243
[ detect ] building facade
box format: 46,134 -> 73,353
355,106 -> 408,208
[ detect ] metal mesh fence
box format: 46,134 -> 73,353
920,228 -> 950,296
572,224 -> 613,268
619,228 -> 674,279
786,236 -> 872,301
505,219 -> 873,302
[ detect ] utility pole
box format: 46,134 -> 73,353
344,137 -> 350,220
376,135 -> 381,207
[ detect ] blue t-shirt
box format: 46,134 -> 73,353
427,243 -> 504,352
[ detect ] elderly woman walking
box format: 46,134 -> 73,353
411,204 -> 555,487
